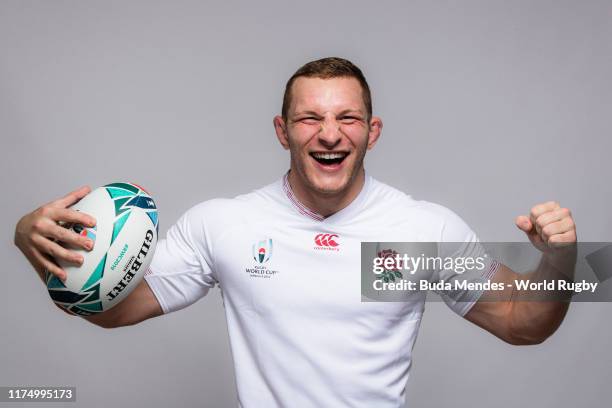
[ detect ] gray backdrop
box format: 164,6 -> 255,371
1,0 -> 610,407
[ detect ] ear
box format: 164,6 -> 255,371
273,115 -> 290,150
366,116 -> 383,150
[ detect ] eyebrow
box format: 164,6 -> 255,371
292,110 -> 323,117
337,109 -> 364,116
292,109 -> 365,117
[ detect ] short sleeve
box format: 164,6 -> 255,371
144,203 -> 217,314
433,206 -> 500,316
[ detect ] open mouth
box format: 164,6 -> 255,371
310,152 -> 349,166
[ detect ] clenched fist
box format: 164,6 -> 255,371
515,201 -> 577,252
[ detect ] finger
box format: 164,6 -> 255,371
46,222 -> 94,251
548,230 -> 577,246
536,208 -> 571,229
50,186 -> 91,209
515,215 -> 533,233
529,201 -> 561,224
32,234 -> 84,265
541,218 -> 576,241
31,247 -> 67,281
530,201 -> 560,236
53,208 -> 96,228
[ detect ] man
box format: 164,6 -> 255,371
14,57 -> 577,407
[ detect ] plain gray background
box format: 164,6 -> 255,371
1,1 -> 611,407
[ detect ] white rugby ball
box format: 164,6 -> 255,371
46,182 -> 158,315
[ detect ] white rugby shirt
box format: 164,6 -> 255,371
144,173 -> 498,407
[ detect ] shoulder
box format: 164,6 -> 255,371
368,178 -> 476,239
367,178 -> 456,218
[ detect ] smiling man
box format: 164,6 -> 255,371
15,57 -> 577,407
273,63 -> 382,217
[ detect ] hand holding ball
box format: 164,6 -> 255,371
46,183 -> 158,315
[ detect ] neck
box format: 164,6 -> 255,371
287,168 -> 365,218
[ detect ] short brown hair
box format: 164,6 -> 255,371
282,57 -> 372,121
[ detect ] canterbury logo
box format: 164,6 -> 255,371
314,233 -> 339,247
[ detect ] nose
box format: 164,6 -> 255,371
317,117 -> 342,148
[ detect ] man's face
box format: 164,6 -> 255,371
274,76 -> 382,197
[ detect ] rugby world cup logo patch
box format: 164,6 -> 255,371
252,239 -> 273,263
246,238 -> 280,279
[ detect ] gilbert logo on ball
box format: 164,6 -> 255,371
46,182 -> 159,316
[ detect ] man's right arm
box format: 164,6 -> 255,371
14,186 -> 163,329
83,279 -> 163,328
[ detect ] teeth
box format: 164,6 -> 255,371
312,152 -> 347,159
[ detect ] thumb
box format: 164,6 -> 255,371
515,215 -> 533,233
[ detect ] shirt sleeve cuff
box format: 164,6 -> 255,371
143,268 -> 170,314
452,259 -> 502,317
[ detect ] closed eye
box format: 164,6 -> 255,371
299,117 -> 320,125
340,116 -> 361,124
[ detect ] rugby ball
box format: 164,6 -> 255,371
45,182 -> 159,316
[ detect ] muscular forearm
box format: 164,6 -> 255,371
467,248 -> 577,345
506,250 -> 576,344
506,300 -> 569,345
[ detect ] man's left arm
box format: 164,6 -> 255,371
464,201 -> 577,345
